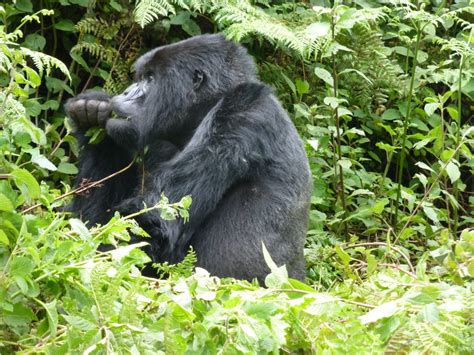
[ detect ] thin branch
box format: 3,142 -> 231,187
22,159 -> 135,214
343,241 -> 415,274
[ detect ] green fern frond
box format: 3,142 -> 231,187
75,18 -> 121,40
72,42 -> 118,64
134,0 -> 176,27
20,47 -> 70,80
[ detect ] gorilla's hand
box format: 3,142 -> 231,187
65,91 -> 112,129
116,198 -> 164,238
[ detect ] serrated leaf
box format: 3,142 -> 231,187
69,218 -> 91,240
62,315 -> 96,331
9,256 -> 35,277
180,195 -> 192,209
3,303 -> 36,327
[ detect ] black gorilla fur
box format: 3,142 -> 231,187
65,34 -> 311,282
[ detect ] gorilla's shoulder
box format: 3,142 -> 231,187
219,82 -> 273,116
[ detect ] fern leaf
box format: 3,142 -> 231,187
134,0 -> 176,27
20,47 -> 70,80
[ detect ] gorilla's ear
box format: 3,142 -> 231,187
193,69 -> 205,90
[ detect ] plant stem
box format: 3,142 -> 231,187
330,5 -> 348,240
392,27 -> 422,230
453,56 -> 464,236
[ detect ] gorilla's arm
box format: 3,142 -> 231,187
128,83 -> 273,260
65,91 -> 138,224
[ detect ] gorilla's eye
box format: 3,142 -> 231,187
143,71 -> 154,83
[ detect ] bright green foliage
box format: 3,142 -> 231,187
1,0 -> 473,353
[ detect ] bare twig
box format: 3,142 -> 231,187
343,241 -> 415,274
22,159 -> 135,214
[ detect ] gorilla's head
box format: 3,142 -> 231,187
111,34 -> 257,142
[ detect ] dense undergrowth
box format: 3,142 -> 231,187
0,0 -> 473,353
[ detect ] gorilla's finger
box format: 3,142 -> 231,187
86,100 -> 100,126
97,101 -> 112,126
72,99 -> 88,125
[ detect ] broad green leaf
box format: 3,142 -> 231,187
314,67 -> 334,87
295,79 -> 309,95
180,195 -> 192,209
306,21 -> 330,37
445,161 -> 460,184
423,205 -> 439,224
43,300 -> 59,337
62,315 -> 96,331
23,33 -> 46,51
14,0 -> 33,12
415,162 -> 434,173
421,303 -> 440,323
69,218 -> 92,240
0,230 -> 9,246
0,193 -> 13,211
381,109 -> 400,121
9,256 -> 35,277
371,199 -> 389,215
57,162 -> 78,174
262,242 -> 288,288
360,301 -> 400,324
307,139 -> 319,151
54,19 -> 75,31
31,153 -> 57,171
338,159 -> 352,170
23,67 -> 41,87
366,253 -> 377,276
12,169 -> 41,199
446,106 -> 459,122
323,96 -> 339,109
280,73 -> 296,95
335,245 -> 350,266
3,304 -> 36,327
424,102 -> 439,116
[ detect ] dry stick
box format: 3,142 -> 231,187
344,241 -> 415,274
22,159 -> 135,214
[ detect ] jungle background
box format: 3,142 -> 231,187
0,0 -> 473,353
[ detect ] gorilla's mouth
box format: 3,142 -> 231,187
110,103 -> 132,120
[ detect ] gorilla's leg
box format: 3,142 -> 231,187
190,181 -> 306,283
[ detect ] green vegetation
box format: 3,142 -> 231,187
0,0 -> 473,353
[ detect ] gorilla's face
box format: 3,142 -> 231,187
110,34 -> 257,140
110,71 -> 155,119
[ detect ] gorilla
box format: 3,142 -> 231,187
65,34 -> 311,282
